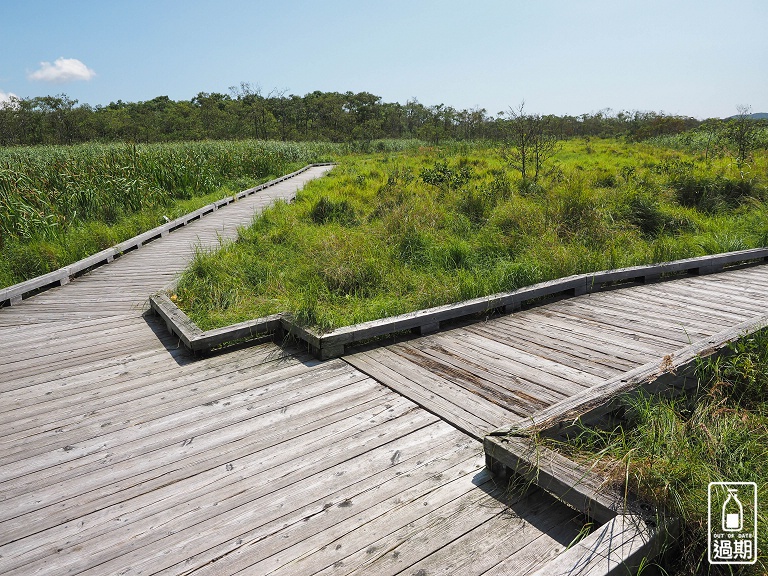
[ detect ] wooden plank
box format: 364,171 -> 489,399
194,313 -> 284,348
0,321 -> 153,371
400,489 -> 589,576
2,394 -> 430,575
0,363 -> 373,490
699,266 -> 768,288
149,293 -> 203,348
466,323 -> 623,379
543,290 -> 730,336
150,425 -> 477,576
601,289 -> 749,325
0,341 -> 188,390
580,299 -> 738,341
633,284 -> 759,321
544,300 -> 709,345
0,335 -> 172,384
308,481 -> 523,575
0,344 -> 301,431
356,347 -> 517,429
2,361 -> 364,482
642,281 -> 768,315
0,268 -> 70,303
0,319 -> 145,364
486,316 -> 653,369
253,469 -> 502,576
0,353 -> 325,459
437,330 -> 596,391
0,339 -> 292,414
400,337 -> 567,409
0,385 -> 404,543
345,350 -> 502,439
525,515 -> 665,576
319,275 -> 589,347
392,341 -> 557,415
672,265 -> 768,291
479,531 -> 580,576
11,398 -> 436,576
520,310 -> 672,357
0,335 -> 187,392
506,312 -> 768,437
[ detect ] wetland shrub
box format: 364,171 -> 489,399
671,174 -> 759,212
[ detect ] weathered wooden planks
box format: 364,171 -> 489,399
0,360 -> 591,576
2,161 -> 767,576
343,263 -> 768,466
345,348 -> 506,439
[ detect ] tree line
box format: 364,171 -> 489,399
0,83 -> 749,147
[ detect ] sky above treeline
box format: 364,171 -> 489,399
1,0 -> 766,120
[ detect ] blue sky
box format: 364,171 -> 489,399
1,0 -> 766,119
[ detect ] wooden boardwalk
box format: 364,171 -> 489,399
347,264 -> 768,439
0,167 -> 592,575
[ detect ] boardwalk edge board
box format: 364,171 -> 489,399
0,163 -> 335,307
151,247 -> 768,360
491,311 -> 768,440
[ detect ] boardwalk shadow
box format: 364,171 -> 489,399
142,311 -> 319,368
472,468 -> 593,548
142,312 -> 200,366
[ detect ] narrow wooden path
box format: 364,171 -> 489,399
0,167 -> 590,576
347,264 -> 768,439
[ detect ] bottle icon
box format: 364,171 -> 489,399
722,487 -> 743,532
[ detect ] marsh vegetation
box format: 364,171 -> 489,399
172,137 -> 768,331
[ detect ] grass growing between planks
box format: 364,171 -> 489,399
174,138 -> 768,331
0,139 -> 343,288
551,329 -> 768,575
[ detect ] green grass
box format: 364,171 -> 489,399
173,138 -> 768,331
553,329 -> 768,575
0,139 -> 344,288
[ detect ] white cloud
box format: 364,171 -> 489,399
0,90 -> 19,109
28,57 -> 96,83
